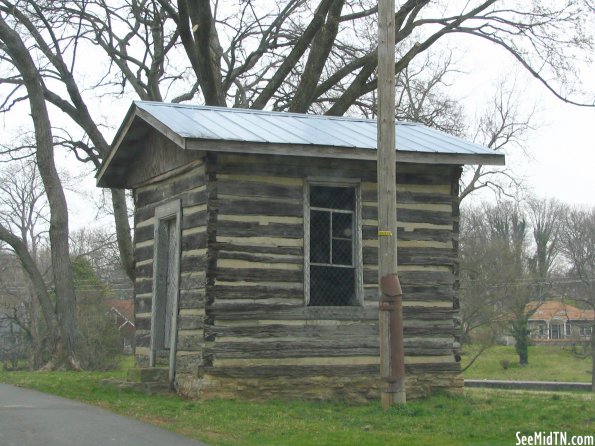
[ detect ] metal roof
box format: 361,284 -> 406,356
134,101 -> 496,156
97,101 -> 505,187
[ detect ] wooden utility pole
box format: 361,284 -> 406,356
377,0 -> 406,407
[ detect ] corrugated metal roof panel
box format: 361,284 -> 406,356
133,101 -> 496,156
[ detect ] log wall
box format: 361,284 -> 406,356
176,153 -> 463,401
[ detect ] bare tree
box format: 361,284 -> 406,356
0,12 -> 79,369
460,200 -> 538,364
0,160 -> 47,259
146,0 -> 595,112
527,197 -> 565,298
27,0 -> 593,115
0,1 -> 134,281
460,79 -> 535,200
0,160 -> 50,367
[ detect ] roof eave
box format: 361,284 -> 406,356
96,103 -> 139,187
185,138 -> 506,166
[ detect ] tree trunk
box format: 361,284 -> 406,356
111,189 -> 134,281
0,16 -> 78,369
27,286 -> 44,370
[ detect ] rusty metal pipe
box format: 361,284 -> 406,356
380,274 -> 406,399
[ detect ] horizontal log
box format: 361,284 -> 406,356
206,344 -> 378,359
182,210 -> 208,230
179,291 -> 206,309
134,245 -> 153,263
180,273 -> 206,291
211,286 -> 303,301
135,317 -> 151,331
363,286 -> 454,302
208,305 -> 377,321
181,255 -> 207,273
208,347 -> 453,360
364,270 -> 454,286
363,246 -> 456,266
215,268 -> 302,283
182,231 -> 208,251
215,198 -> 302,217
207,303 -> 456,322
136,262 -> 153,279
219,159 -> 376,181
218,156 -> 454,185
134,279 -> 153,295
216,251 -> 302,265
206,338 -> 453,359
178,315 -> 205,330
205,322 -> 456,341
362,207 -> 453,225
363,189 -> 452,204
203,362 -> 459,378
205,364 -> 380,378
217,178 -> 302,200
362,227 -> 452,243
214,243 -> 302,257
205,323 -> 378,341
216,220 -> 302,239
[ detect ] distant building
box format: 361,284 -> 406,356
527,301 -> 594,344
105,299 -> 135,354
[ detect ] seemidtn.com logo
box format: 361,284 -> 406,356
515,432 -> 594,446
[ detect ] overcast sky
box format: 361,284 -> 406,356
448,33 -> 595,208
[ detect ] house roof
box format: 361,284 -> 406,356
105,299 -> 134,325
97,101 -> 505,187
528,301 -> 595,322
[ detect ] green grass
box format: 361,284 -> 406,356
1,364 -> 594,446
463,345 -> 592,382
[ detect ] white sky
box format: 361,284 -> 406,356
447,34 -> 595,208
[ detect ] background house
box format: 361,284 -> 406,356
105,299 -> 135,354
98,101 -> 504,401
528,301 -> 594,344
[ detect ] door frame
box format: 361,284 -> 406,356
149,199 -> 182,387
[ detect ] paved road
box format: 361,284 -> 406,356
0,383 -> 209,446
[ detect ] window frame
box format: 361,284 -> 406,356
303,178 -> 363,306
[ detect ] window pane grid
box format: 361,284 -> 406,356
308,184 -> 357,306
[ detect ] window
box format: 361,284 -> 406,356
305,182 -> 362,306
550,324 -> 561,340
580,326 -> 593,337
538,325 -> 545,337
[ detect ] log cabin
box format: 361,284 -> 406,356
97,101 -> 505,401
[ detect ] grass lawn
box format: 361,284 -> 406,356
1,362 -> 594,446
463,345 -> 593,382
